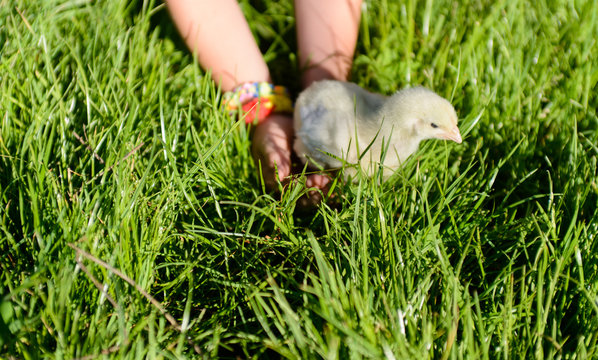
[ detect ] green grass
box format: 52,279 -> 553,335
1,0 -> 597,358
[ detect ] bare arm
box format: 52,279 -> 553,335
295,0 -> 362,88
167,0 -> 292,190
166,0 -> 270,91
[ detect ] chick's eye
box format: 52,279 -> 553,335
430,123 -> 438,128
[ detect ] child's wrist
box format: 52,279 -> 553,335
222,82 -> 293,125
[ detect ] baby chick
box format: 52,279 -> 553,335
293,80 -> 462,177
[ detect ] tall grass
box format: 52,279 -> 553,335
1,0 -> 597,358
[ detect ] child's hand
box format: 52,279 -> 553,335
251,113 -> 331,205
251,113 -> 294,190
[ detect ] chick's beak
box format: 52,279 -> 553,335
443,126 -> 462,144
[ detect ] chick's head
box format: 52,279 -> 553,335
391,87 -> 462,144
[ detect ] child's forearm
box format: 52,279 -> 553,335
295,0 -> 362,88
166,0 -> 270,91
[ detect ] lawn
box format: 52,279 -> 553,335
1,0 -> 597,358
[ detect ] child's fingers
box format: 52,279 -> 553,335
305,173 -> 331,190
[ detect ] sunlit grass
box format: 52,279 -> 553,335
1,0 -> 597,358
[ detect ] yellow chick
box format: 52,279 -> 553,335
293,80 -> 462,177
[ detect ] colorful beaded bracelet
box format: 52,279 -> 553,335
222,82 -> 293,124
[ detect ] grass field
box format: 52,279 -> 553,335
1,0 -> 597,358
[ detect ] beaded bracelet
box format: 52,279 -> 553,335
222,82 -> 293,125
